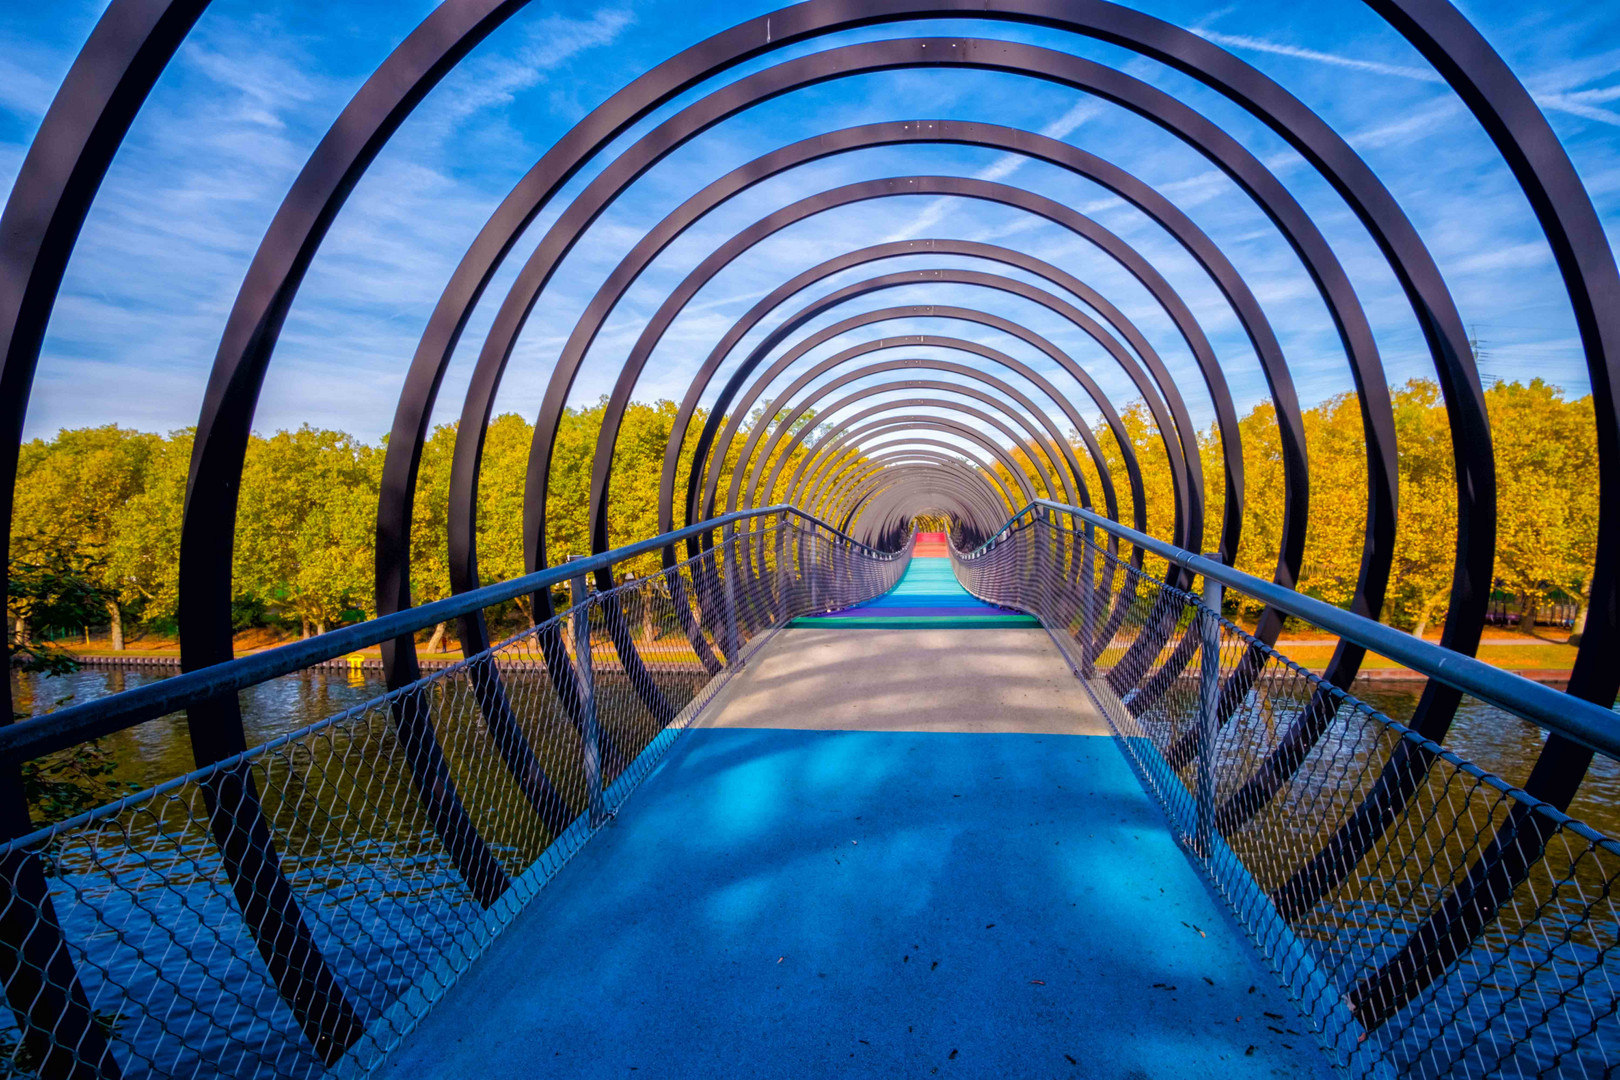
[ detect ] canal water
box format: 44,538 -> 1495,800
6,658 -> 1620,1077
10,663 -> 1620,840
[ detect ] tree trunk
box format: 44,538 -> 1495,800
1412,591 -> 1444,640
300,615 -> 310,639
426,621 -> 447,654
1570,593 -> 1590,647
106,600 -> 124,651
1516,592 -> 1538,633
315,620 -> 327,637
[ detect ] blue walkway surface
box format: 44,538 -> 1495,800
792,556 -> 1040,628
387,728 -> 1331,1079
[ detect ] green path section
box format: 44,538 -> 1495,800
791,556 -> 1040,629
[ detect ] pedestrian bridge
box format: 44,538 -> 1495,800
383,536 -> 1327,1079
3,507 -> 1617,1080
4,0 -> 1620,1077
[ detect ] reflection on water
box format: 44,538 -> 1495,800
5,658 -> 692,1077
10,665 -> 392,800
12,670 -> 1620,841
12,667 -> 1619,841
1353,684 -> 1620,841
6,662 -> 1620,1078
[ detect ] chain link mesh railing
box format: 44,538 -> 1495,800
0,510 -> 905,1079
952,505 -> 1619,1080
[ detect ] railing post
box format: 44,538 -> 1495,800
721,520 -> 741,665
1079,519 -> 1097,677
569,560 -> 605,828
1195,555 -> 1224,859
1031,506 -> 1046,614
775,511 -> 791,621
809,528 -> 821,612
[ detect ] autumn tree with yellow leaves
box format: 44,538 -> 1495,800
7,380 -> 1600,647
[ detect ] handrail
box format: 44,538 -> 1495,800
1,504 -> 891,765
976,499 -> 1620,762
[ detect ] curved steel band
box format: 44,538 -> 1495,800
1,0 -> 1615,1057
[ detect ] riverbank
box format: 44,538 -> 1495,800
53,630 -> 1581,685
56,636 -> 713,673
53,641 -> 1581,683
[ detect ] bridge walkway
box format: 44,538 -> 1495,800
385,572 -> 1333,1078
790,531 -> 1039,629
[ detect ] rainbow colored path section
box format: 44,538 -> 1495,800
791,532 -> 1040,629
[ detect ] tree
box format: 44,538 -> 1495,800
11,426 -> 159,648
1565,394 -> 1600,643
409,422 -> 457,651
1389,381 -> 1457,638
4,378 -> 1599,652
479,413 -> 537,621
1487,379 -> 1595,632
1297,392 -> 1368,610
106,430 -> 193,629
5,554 -> 136,825
7,554 -> 114,678
235,426 -> 380,637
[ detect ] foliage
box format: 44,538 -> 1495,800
234,426 -> 381,637
5,380 -> 1599,646
6,553 -> 137,824
8,554 -> 112,684
1487,379 -> 1599,625
991,379 -> 1597,632
106,430 -> 193,627
21,741 -> 136,830
1390,380 -> 1457,637
12,425 -> 158,647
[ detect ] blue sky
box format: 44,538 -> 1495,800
3,0 -> 1618,446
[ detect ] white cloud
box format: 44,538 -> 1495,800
1196,25 -> 1620,128
1192,28 -> 1444,83
9,0 -> 1617,444
0,49 -> 60,119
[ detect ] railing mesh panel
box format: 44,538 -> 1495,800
0,515 -> 906,1078
952,511 -> 1618,1080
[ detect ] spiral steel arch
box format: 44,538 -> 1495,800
817,455 -> 1008,528
688,297 -> 1152,528
832,440 -> 1032,511
653,267 -> 1183,535
1,0 -> 1616,1059
778,404 -> 1079,513
701,322 -> 1122,522
642,237 -> 1184,535
829,458 -> 1009,541
485,165 -> 1225,723
486,166 -> 1236,627
752,410 -> 1070,581
723,356 -> 1137,531
812,430 -> 1037,525
790,414 -> 1069,511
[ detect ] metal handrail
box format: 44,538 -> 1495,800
975,498 -> 1620,762
1,504 -> 892,765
